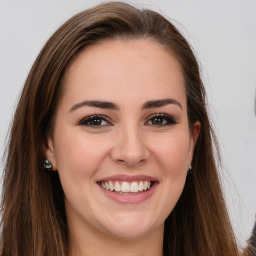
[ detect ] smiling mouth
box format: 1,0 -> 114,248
99,180 -> 154,194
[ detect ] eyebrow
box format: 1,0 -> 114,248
69,98 -> 182,112
69,100 -> 119,112
141,98 -> 183,110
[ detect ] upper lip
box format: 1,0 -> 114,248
96,175 -> 158,182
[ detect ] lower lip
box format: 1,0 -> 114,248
99,182 -> 157,204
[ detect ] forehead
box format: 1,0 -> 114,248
61,38 -> 186,109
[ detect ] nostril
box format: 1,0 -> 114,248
109,132 -> 150,167
111,150 -> 149,167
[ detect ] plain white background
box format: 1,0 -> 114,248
0,0 -> 256,247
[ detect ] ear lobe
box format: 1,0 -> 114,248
44,138 -> 57,170
189,121 -> 201,162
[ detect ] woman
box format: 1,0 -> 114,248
0,2 -> 240,256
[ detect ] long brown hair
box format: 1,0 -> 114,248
1,2 -> 240,255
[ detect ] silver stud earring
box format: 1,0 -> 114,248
188,163 -> 192,174
44,160 -> 53,171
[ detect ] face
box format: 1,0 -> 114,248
46,39 -> 200,241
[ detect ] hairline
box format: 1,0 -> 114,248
47,35 -> 191,139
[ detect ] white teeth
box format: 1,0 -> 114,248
100,180 -> 152,193
143,181 -> 148,190
109,181 -> 114,191
121,182 -> 130,192
115,181 -> 121,192
105,181 -> 110,190
130,182 -> 139,192
138,181 -> 143,191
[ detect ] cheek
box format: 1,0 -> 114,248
146,132 -> 190,222
53,129 -> 109,178
52,130 -> 110,212
149,131 -> 191,174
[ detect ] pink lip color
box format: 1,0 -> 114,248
98,181 -> 158,204
97,175 -> 158,182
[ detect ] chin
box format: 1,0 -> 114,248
102,212 -> 162,239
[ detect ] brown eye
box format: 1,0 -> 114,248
151,117 -> 165,125
79,115 -> 111,127
89,118 -> 103,126
146,114 -> 177,126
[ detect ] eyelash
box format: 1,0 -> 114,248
78,113 -> 177,127
78,114 -> 111,127
145,113 -> 177,126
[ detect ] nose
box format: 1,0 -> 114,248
110,125 -> 150,167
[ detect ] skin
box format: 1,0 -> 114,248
46,38 -> 200,256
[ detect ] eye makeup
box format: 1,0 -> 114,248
78,113 -> 177,129
145,113 -> 177,126
78,114 -> 112,127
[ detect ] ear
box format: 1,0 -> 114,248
44,138 -> 57,170
188,121 -> 201,163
